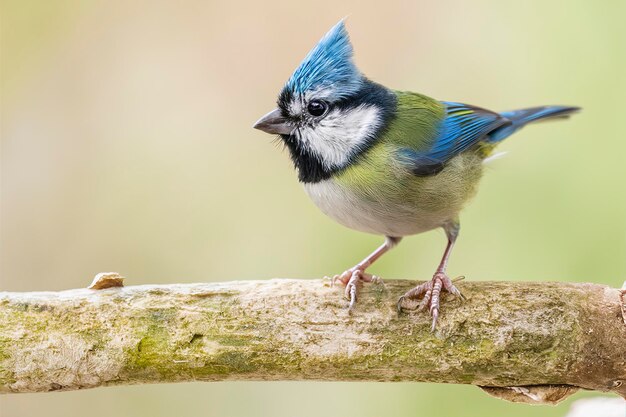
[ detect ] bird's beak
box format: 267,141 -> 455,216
253,108 -> 292,135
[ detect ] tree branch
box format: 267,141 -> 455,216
1,275 -> 624,404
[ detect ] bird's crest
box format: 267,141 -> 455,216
285,20 -> 362,100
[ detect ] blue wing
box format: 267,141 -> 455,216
398,102 -> 510,176
396,102 -> 579,176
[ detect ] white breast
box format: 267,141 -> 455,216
304,179 -> 447,237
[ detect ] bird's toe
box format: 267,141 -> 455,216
398,272 -> 465,330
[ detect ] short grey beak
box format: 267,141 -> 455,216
253,108 -> 292,135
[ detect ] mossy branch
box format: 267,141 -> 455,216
1,275 -> 625,404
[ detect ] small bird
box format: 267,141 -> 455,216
254,20 -> 579,329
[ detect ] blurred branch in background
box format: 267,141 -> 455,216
0,274 -> 624,404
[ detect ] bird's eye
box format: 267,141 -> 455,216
307,100 -> 328,117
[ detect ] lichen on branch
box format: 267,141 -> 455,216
0,277 -> 624,403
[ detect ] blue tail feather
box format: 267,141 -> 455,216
489,105 -> 580,142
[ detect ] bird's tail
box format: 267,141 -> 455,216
489,105 -> 580,142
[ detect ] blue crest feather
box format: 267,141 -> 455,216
285,20 -> 362,99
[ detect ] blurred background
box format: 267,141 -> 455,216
2,0 -> 625,416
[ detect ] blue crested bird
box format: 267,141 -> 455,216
253,20 -> 579,329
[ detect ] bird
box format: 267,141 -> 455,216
253,20 -> 579,330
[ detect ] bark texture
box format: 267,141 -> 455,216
0,277 -> 624,403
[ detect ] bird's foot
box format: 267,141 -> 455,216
397,272 -> 464,331
328,268 -> 382,312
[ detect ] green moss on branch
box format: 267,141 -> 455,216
0,279 -> 624,404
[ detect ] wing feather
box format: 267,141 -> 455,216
398,102 -> 510,176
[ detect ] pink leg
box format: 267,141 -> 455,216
398,222 -> 464,330
331,236 -> 401,311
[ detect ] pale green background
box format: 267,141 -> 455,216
1,1 -> 625,416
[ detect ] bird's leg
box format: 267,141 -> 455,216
331,236 -> 401,311
398,221 -> 464,330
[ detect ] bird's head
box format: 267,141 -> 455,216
254,20 -> 396,183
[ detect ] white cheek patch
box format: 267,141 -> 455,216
299,105 -> 381,169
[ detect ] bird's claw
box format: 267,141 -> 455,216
397,272 -> 464,330
328,268 -> 382,312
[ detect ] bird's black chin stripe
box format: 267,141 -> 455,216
281,134 -> 333,183
279,78 -> 397,184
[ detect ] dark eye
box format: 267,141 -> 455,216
307,100 -> 328,117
